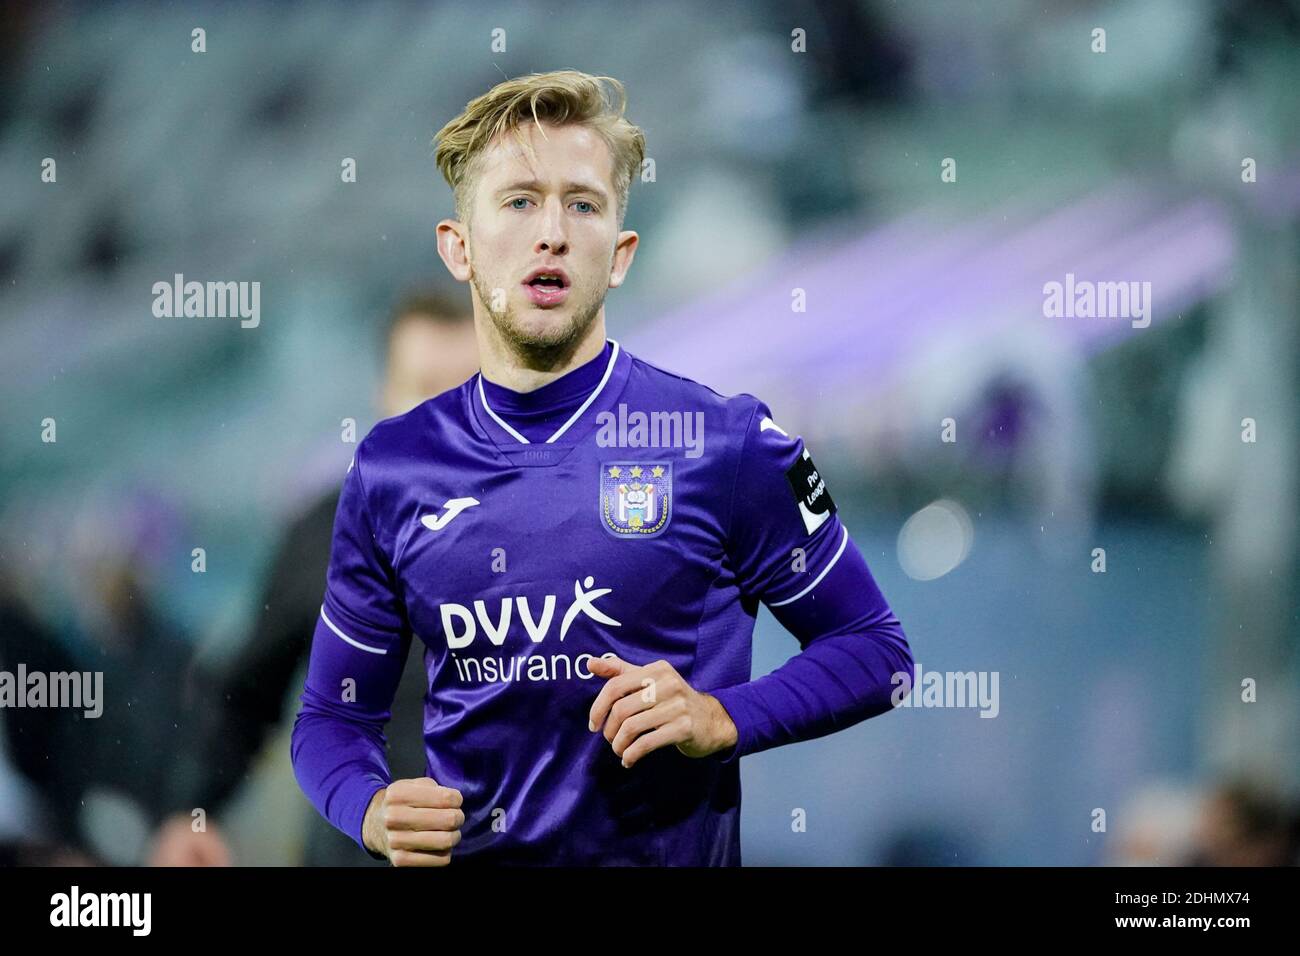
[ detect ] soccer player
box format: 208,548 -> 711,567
291,70 -> 914,866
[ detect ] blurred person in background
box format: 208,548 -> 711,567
0,577 -> 101,865
1105,781 -> 1203,866
1187,777 -> 1298,867
1106,777 -> 1299,867
0,518 -> 194,865
147,288 -> 478,866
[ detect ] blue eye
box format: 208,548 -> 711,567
573,201 -> 595,214
509,197 -> 531,209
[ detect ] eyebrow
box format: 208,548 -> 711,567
494,179 -> 609,204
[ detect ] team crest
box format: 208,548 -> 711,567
600,462 -> 672,538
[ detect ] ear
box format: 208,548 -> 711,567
436,219 -> 473,282
608,229 -> 639,289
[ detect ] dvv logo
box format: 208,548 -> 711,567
439,576 -> 621,649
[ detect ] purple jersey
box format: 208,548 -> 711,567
291,339 -> 913,865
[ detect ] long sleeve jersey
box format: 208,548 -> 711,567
291,338 -> 914,865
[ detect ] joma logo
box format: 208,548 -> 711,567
439,576 -> 621,648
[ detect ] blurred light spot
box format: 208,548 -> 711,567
80,787 -> 150,865
896,499 -> 974,581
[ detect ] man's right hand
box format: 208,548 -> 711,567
362,777 -> 464,866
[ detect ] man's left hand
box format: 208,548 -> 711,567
587,654 -> 738,767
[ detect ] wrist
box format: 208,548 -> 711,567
361,787 -> 388,857
706,694 -> 739,755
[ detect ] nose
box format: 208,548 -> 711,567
534,197 -> 569,256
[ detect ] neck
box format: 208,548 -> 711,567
476,307 -> 608,394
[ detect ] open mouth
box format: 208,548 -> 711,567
522,269 -> 571,307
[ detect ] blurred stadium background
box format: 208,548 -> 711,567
1,0 -> 1297,865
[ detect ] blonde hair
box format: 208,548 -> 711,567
433,70 -> 646,228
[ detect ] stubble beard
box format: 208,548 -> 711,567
471,265 -> 606,369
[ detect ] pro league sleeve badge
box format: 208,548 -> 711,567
786,448 -> 837,535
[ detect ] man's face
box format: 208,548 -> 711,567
441,122 -> 637,354
382,315 -> 480,418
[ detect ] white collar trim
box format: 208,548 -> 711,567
477,339 -> 621,445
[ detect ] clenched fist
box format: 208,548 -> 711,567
362,777 -> 464,866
